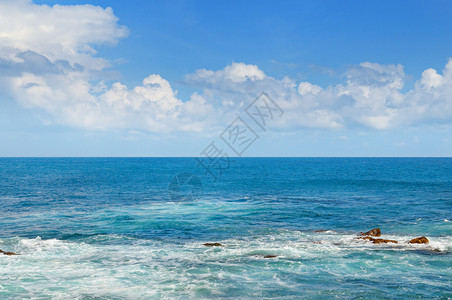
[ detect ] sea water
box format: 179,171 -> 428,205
0,158 -> 451,298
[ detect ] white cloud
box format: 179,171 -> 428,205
0,0 -> 451,135
187,62 -> 266,84
0,0 -> 215,133
405,59 -> 452,124
0,0 -> 127,70
421,68 -> 443,89
298,82 -> 322,96
8,71 -> 216,132
186,60 -> 452,131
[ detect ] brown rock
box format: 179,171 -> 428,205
203,243 -> 223,247
356,237 -> 397,244
0,249 -> 18,255
409,236 -> 429,244
360,228 -> 382,237
315,229 -> 328,233
371,238 -> 398,244
263,255 -> 278,258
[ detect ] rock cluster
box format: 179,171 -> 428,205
356,228 -> 429,245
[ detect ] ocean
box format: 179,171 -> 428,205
0,158 -> 451,299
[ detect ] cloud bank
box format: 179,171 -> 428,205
1,0 -> 451,134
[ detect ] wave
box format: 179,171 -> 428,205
3,229 -> 451,256
1,230 -> 450,298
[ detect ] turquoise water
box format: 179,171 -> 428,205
0,158 -> 451,298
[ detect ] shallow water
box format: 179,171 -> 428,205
0,158 -> 451,298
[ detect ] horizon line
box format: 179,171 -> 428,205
0,156 -> 451,159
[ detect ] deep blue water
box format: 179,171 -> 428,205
0,158 -> 451,298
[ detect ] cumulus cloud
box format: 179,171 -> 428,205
0,0 -> 215,133
0,0 -> 451,134
0,0 -> 127,70
186,60 -> 452,131
187,62 -> 266,84
298,82 -> 322,96
7,70 -> 216,132
405,60 -> 452,124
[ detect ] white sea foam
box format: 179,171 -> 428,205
0,230 -> 451,298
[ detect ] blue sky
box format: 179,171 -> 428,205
0,0 -> 451,156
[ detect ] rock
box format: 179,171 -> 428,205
203,243 -> 223,247
263,255 -> 278,258
409,236 -> 429,244
428,248 -> 441,253
371,238 -> 398,244
360,228 -> 381,237
315,229 -> 328,233
356,237 -> 397,244
0,249 -> 18,255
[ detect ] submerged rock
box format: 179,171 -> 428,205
360,228 -> 382,237
203,243 -> 223,247
356,237 -> 398,244
427,248 -> 441,253
371,238 -> 398,244
0,249 -> 18,255
263,255 -> 278,258
409,236 -> 429,244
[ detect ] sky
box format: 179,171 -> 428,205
0,0 -> 451,157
